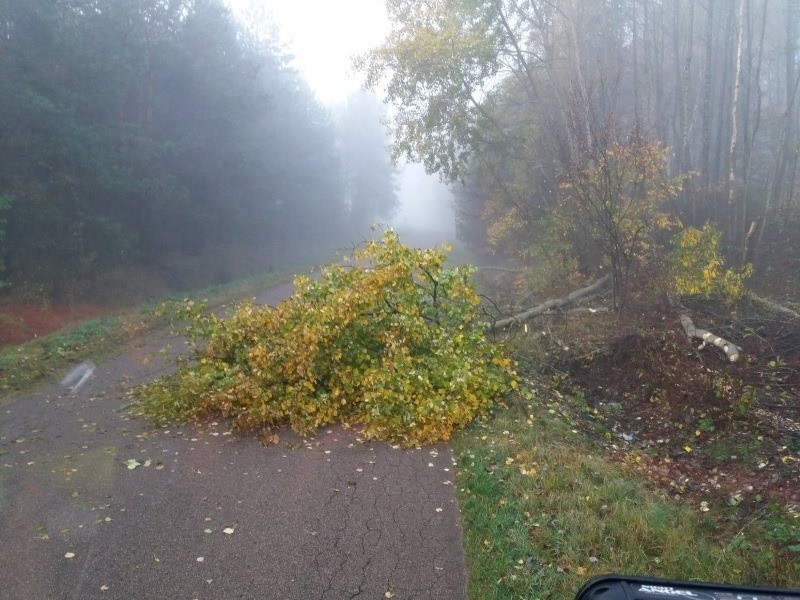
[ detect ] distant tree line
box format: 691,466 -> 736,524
0,0 -> 396,299
363,0 -> 800,300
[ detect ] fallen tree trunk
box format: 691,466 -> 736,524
747,292 -> 800,320
477,266 -> 522,274
490,275 -> 610,330
679,314 -> 741,362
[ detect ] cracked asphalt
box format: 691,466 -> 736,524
0,284 -> 468,599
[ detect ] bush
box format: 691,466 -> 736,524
671,223 -> 752,302
136,231 -> 517,445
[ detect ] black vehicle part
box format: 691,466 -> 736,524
577,575 -> 800,600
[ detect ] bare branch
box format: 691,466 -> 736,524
490,275 -> 610,329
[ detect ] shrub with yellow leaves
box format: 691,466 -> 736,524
137,231 -> 517,446
670,223 -> 752,303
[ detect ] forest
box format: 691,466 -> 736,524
358,2 -> 800,593
2,1 -> 800,597
0,0 -> 397,303
364,0 -> 800,304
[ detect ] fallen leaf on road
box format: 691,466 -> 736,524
223,527 -> 234,535
124,459 -> 141,470
259,433 -> 280,446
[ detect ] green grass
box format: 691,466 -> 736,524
705,437 -> 768,463
453,392 -> 800,599
0,316 -> 125,395
0,267 -> 302,399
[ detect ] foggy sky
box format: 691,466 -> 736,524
392,162 -> 456,239
227,1 -> 457,243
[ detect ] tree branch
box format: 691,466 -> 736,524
490,275 -> 610,329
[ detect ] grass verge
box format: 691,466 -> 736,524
0,267 -> 302,399
453,390 -> 800,599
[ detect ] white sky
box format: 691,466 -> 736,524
228,0 -> 390,106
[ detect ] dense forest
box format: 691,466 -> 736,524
363,0 -> 800,304
0,0 -> 396,301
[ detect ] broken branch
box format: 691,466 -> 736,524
490,275 -> 610,330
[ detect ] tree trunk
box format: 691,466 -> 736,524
726,0 -> 745,241
675,1 -> 695,218
632,0 -> 641,125
701,0 -> 714,206
714,3 -> 737,214
756,0 -> 799,263
740,0 -> 768,264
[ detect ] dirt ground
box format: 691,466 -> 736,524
0,302 -> 114,348
557,294 -> 800,511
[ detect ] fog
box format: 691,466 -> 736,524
392,162 -> 457,249
8,0 -> 800,309
0,0 -> 460,307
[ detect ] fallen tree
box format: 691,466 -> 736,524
477,266 -> 523,274
136,232 -> 518,446
747,292 -> 800,320
679,314 -> 741,362
490,275 -> 610,330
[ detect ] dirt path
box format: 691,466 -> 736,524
0,283 -> 468,600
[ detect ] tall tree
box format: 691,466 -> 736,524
0,0 -> 349,296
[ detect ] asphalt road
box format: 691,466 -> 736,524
0,283 -> 468,599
